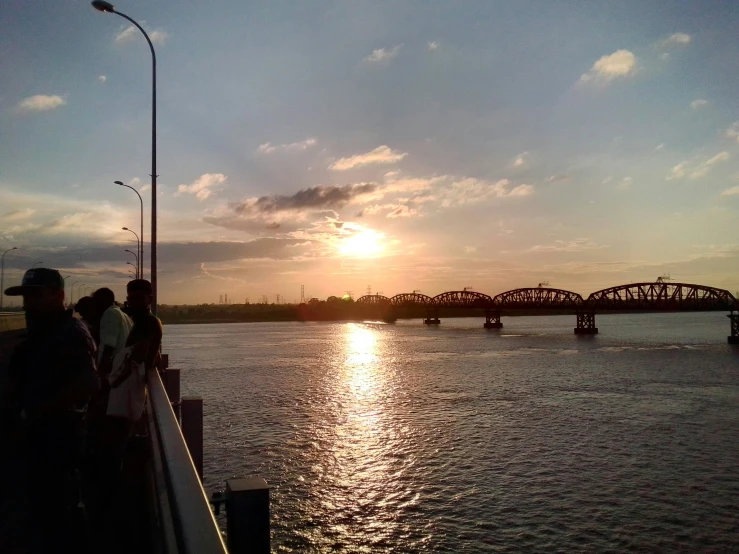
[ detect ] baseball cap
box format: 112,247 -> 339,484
4,268 -> 64,296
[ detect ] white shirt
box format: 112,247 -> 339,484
97,305 -> 133,365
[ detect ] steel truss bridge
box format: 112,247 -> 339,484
356,283 -> 739,342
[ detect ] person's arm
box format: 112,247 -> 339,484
97,309 -> 117,377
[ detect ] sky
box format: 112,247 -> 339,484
2,0 -> 739,305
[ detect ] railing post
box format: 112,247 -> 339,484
163,368 -> 181,421
225,477 -> 270,554
181,396 -> 204,480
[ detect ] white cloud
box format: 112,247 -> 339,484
2,208 -> 36,222
618,176 -> 633,190
255,138 -> 317,155
512,152 -> 528,168
442,178 -> 533,206
660,52 -> 670,61
116,25 -> 168,45
667,152 -> 730,180
527,238 -> 609,253
428,41 -> 439,51
149,30 -> 169,45
578,49 -> 637,85
329,145 -> 408,171
18,94 -> 66,112
655,143 -> 665,151
690,99 -> 708,109
463,246 -> 476,253
662,33 -> 692,47
364,44 -> 403,62
720,186 -> 739,197
176,173 -> 227,200
98,75 -> 107,84
725,121 -> 739,143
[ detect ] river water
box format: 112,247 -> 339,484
164,313 -> 739,553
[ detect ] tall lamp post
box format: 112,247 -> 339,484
115,180 -> 143,280
71,281 -> 80,304
122,227 -> 141,276
1,247 -> 18,310
92,1 -> 158,313
125,249 -> 139,279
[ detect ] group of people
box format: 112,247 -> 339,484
1,267 -> 162,553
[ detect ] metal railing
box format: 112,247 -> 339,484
147,369 -> 228,554
0,312 -> 25,333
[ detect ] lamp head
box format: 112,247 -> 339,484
114,180 -> 124,186
91,1 -> 115,13
122,227 -> 129,231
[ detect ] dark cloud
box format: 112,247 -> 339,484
234,183 -> 378,214
2,239 -> 308,271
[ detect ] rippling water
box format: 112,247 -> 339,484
164,312 -> 739,552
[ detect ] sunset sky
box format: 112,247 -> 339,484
2,0 -> 739,305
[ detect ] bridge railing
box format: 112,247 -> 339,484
0,312 -> 25,333
147,368 -> 229,554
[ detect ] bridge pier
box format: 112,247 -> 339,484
424,309 -> 440,325
728,312 -> 739,344
484,309 -> 503,329
574,310 -> 598,335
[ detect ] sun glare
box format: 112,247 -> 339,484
338,229 -> 384,257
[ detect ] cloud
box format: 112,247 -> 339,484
662,33 -> 691,47
176,173 -> 227,200
116,25 -> 168,45
357,203 -> 421,218
18,94 -> 66,112
578,50 -> 637,85
512,152 -> 528,168
690,99 -> 708,109
428,41 -> 439,51
2,208 -> 36,222
204,184 -> 379,233
655,143 -> 665,151
98,75 -> 107,84
667,152 -> 730,180
617,176 -> 633,190
255,138 -> 317,155
526,238 -> 609,253
546,174 -> 571,184
441,178 -> 533,206
463,246 -> 476,254
720,186 -> 739,197
329,145 -> 408,171
725,121 -> 739,143
364,44 -> 403,62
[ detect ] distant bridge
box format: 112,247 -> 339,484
355,282 -> 739,341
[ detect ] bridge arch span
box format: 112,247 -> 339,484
493,288 -> 584,309
433,290 -> 493,308
390,293 -> 434,306
356,294 -> 391,305
587,282 -> 738,310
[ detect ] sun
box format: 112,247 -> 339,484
338,229 -> 385,257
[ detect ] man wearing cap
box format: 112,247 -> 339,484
4,268 -> 99,551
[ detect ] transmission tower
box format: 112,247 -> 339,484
300,285 -> 306,303
367,285 -> 372,296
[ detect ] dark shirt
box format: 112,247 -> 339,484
125,309 -> 163,371
10,310 -> 98,416
9,310 -> 99,464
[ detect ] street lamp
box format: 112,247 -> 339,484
122,227 -> 141,274
92,1 -> 158,313
124,249 -> 139,279
71,280 -> 80,304
1,247 -> 18,310
115,180 -> 143,280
